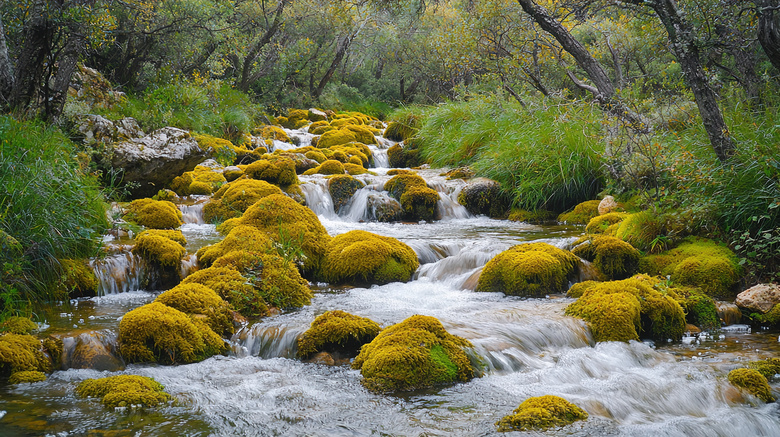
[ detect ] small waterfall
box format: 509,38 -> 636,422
427,179 -> 471,220
90,249 -> 144,295
340,186 -> 402,223
299,180 -> 337,219
61,330 -> 123,371
179,201 -> 206,224
406,241 -> 463,264
233,324 -> 303,359
716,301 -> 742,326
181,254 -> 198,279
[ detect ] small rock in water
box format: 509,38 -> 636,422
308,352 -> 335,366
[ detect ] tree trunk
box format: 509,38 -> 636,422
237,0 -> 288,92
47,31 -> 85,122
0,16 -> 15,106
9,0 -> 53,113
758,0 -> 780,71
314,33 -> 353,98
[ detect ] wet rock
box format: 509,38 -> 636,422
368,193 -> 403,222
110,127 -> 210,198
308,352 -> 336,366
308,108 -> 328,122
716,301 -> 742,325
736,283 -> 780,314
457,178 -> 510,218
598,195 -> 619,215
685,324 -> 702,334
69,332 -> 124,372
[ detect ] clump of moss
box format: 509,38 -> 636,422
182,266 -> 268,317
124,199 -> 183,229
496,395 -> 589,432
57,258 -> 99,298
384,173 -> 439,221
614,211 -> 665,251
728,368 -> 775,402
76,375 -> 172,408
457,178 -> 510,218
117,302 -> 226,364
675,288 -> 720,331
345,162 -> 370,175
232,194 -> 331,274
243,158 -> 299,186
259,125 -> 291,143
303,159 -> 345,176
169,165 -> 227,196
212,250 -> 313,309
155,283 -> 234,336
442,167 -> 474,180
194,133 -> 237,166
203,179 -> 282,223
321,230 -> 419,285
476,243 -> 579,297
387,143 -> 423,168
748,358 -> 780,380
585,212 -> 628,235
572,236 -> 640,280
639,237 -> 741,298
351,315 -> 475,393
557,200 -> 601,225
297,310 -> 381,359
750,304 -> 780,326
318,129 -> 359,148
566,281 -> 599,298
196,225 -> 273,267
1,316 -> 37,335
565,275 -> 686,343
132,232 -> 186,288
508,209 -> 556,224
9,370 -> 47,384
328,175 -> 365,213
0,333 -> 51,376
384,122 -> 417,142
137,229 -> 187,246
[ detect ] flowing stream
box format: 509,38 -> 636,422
2,130 -> 780,436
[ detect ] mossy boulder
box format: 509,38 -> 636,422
203,179 -> 283,223
76,375 -> 172,408
442,167 -> 475,180
303,159 -> 345,176
566,280 -> 599,298
231,194 -> 331,275
328,175 -> 365,212
117,302 -> 227,364
508,209 -> 556,224
243,158 -> 299,186
1,317 -> 37,335
728,368 -> 775,403
305,149 -> 328,163
345,162 -> 370,175
182,266 -> 269,317
748,358 -> 780,380
585,212 -> 628,235
476,243 -> 580,297
193,134 -> 237,167
321,230 -> 419,285
565,274 -> 686,343
557,200 -> 601,224
458,178 -> 510,218
351,315 -> 475,393
169,165 -> 227,196
0,333 -> 53,377
296,310 -> 381,359
614,211 -> 665,251
496,395 -> 589,432
9,370 -> 47,384
384,173 -> 439,221
572,236 -> 640,280
196,225 -> 273,267
342,125 -> 377,145
155,283 -> 234,336
259,125 -> 291,143
58,258 -> 99,298
387,143 -> 423,168
132,232 -> 186,289
212,250 -> 313,309
639,237 -> 741,298
318,129 -> 358,148
124,198 -> 183,229
675,288 -> 720,331
384,121 -> 417,142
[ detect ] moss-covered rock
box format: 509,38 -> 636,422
384,173 -> 439,221
585,212 -> 628,235
508,209 -> 556,224
728,368 -> 775,402
124,198 -> 183,229
565,274 -> 686,343
614,211 -> 665,251
203,179 -> 283,223
243,158 -> 299,186
137,229 -> 187,247
182,266 -> 269,317
0,317 -> 37,335
458,178 -> 510,219
343,125 -> 377,145
321,230 -> 419,285
76,375 -> 172,408
351,315 -> 475,392
318,129 -> 359,148
303,159 -> 345,176
0,333 -> 51,376
675,288 -> 720,331
328,175 -> 365,213
193,133 -> 237,167
496,395 -> 589,432
345,162 -> 370,175
296,310 -> 381,359
258,125 -> 291,143
387,143 -> 423,168
566,281 -> 599,298
9,370 -> 47,384
442,167 -> 475,180
169,165 -> 227,196
155,283 -> 234,336
557,200 -> 601,225
572,236 -> 640,280
748,358 -> 780,380
384,121 -> 417,142
117,302 -> 226,364
477,243 -> 580,297
58,258 -> 99,298
639,237 -> 741,298
132,232 -> 186,289
304,149 -> 327,163
196,225 -> 273,267
212,250 -> 313,309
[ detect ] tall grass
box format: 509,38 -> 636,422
414,96 -> 605,211
0,116 -> 108,317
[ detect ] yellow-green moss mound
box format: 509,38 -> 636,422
572,236 -> 640,280
124,198 -> 183,229
297,310 -> 381,359
476,243 -> 580,297
748,358 -> 780,380
303,159 -> 345,176
387,143 -> 423,168
508,209 -> 556,224
76,375 -> 172,408
9,370 -> 47,384
384,173 -> 439,221
258,125 -> 291,142
318,129 -> 359,148
203,179 -> 283,223
1,316 -> 37,335
585,212 -> 628,235
117,302 -> 226,364
352,315 -> 474,393
182,266 -> 269,317
675,288 -> 720,331
558,200 -> 601,225
194,134 -> 237,166
169,165 -> 227,196
232,194 -> 331,274
212,250 -> 313,309
243,158 -> 299,186
457,178 -> 510,219
0,333 -> 51,376
137,229 -> 187,246
321,230 -> 419,285
565,275 -> 686,343
132,233 -> 186,267
728,368 -> 775,402
328,175 -> 365,212
155,283 -> 234,336
639,237 -> 741,298
496,395 -> 588,432
614,211 -> 665,251
196,225 -> 273,267
58,258 -> 99,297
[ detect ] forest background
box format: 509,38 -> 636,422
0,0 -> 778,319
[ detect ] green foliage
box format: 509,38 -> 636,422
496,395 -> 589,432
731,216 -> 780,284
572,236 -> 641,280
557,200 -> 601,225
76,375 -> 173,408
0,116 -> 108,315
296,310 -> 381,359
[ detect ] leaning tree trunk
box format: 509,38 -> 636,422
758,0 -> 780,71
314,33 -> 354,98
237,0 -> 288,92
0,16 -> 15,106
46,31 -> 85,122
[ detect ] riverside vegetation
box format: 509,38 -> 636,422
1,0 -> 780,434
